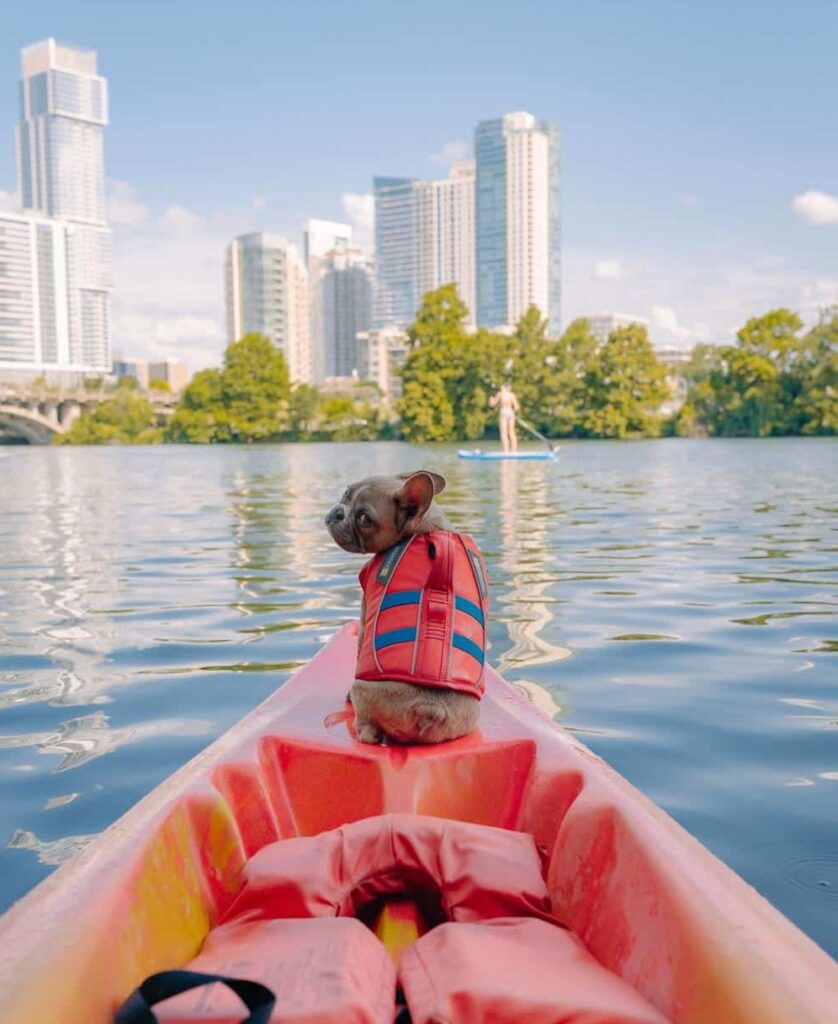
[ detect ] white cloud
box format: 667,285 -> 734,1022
0,188 -> 18,212
592,258 -> 625,282
106,185 -> 270,371
564,241 -> 835,350
341,192 -> 374,250
160,204 -> 203,235
651,305 -> 701,347
791,190 -> 838,225
111,311 -> 223,371
429,140 -> 470,167
106,180 -> 148,225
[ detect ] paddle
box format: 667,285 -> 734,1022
516,416 -> 560,454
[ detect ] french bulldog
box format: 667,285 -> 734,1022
325,471 -> 482,745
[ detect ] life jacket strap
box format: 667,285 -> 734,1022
114,969 -> 276,1024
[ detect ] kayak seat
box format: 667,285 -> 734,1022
150,917 -> 396,1024
141,813 -> 670,1023
400,917 -> 670,1024
219,812 -> 561,927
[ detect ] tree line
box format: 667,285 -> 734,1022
56,285 -> 836,445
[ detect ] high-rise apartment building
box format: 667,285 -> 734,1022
475,111 -> 560,335
373,177 -> 416,328
415,160 -> 476,323
1,39 -> 112,379
225,232 -> 311,382
304,219 -> 355,380
373,163 -> 476,328
318,249 -> 373,378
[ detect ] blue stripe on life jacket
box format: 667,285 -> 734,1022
454,595 -> 484,626
380,589 -> 422,611
452,632 -> 485,665
375,627 -> 418,650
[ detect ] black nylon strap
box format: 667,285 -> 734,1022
114,969 -> 275,1024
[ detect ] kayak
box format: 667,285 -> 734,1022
0,622 -> 835,1023
458,449 -> 558,460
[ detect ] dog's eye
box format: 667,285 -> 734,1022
356,511 -> 372,527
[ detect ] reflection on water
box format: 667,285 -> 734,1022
493,460 -> 569,719
0,439 -> 836,954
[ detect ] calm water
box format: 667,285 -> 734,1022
0,440 -> 836,953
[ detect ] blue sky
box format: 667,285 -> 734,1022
1,0 -> 836,367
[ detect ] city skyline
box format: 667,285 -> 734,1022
0,1 -> 835,371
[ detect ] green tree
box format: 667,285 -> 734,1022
166,334 -> 291,443
148,377 -> 171,393
787,311 -> 838,435
56,390 -> 162,445
505,307 -> 558,433
316,395 -> 383,441
580,323 -> 668,438
692,346 -> 780,436
398,285 -> 474,442
165,368 -> 228,443
686,310 -> 811,436
538,318 -> 600,436
221,333 -> 291,441
288,383 -> 321,436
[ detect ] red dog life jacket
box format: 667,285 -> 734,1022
356,531 -> 489,697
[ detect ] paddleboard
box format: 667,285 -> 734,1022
457,449 -> 558,461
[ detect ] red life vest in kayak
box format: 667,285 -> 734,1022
356,531 -> 489,697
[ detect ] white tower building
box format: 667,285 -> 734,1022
318,248 -> 374,378
225,232 -> 311,383
18,38 -> 111,370
303,219 -> 354,380
0,38 -> 112,379
373,161 -> 476,328
475,111 -> 560,335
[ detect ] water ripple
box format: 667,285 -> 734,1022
0,438 -> 836,955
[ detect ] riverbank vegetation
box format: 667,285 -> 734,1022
56,287 -> 836,444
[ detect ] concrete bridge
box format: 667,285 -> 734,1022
0,387 -> 177,444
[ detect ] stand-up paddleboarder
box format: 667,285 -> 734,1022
489,382 -> 520,452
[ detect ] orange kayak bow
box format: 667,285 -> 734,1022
0,622 -> 834,1023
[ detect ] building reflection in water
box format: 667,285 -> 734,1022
0,452 -> 124,711
0,711 -> 209,773
492,459 -> 571,719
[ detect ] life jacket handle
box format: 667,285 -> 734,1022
113,969 -> 275,1024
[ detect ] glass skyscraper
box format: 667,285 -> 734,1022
475,112 -> 561,336
373,165 -> 476,329
225,232 -> 311,382
373,177 -> 417,328
319,249 -> 373,378
0,39 -> 112,377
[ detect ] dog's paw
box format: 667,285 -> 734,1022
356,722 -> 385,745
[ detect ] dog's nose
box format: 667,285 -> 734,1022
325,506 -> 344,526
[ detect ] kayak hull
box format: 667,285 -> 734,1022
457,448 -> 557,460
0,623 -> 834,1023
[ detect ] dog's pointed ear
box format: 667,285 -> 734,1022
396,471 -> 446,495
394,471 -> 439,533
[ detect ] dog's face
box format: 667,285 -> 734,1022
325,471 -> 446,554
